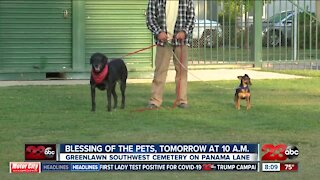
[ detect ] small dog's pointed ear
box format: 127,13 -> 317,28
237,76 -> 243,80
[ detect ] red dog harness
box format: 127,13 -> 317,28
91,65 -> 109,84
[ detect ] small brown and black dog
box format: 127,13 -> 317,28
234,74 -> 252,110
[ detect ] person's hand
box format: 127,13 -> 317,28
175,31 -> 186,41
157,32 -> 167,42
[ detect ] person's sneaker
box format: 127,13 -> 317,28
177,103 -> 188,109
147,104 -> 159,109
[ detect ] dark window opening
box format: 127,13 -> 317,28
46,72 -> 66,80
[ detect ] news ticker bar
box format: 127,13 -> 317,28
10,162 -> 258,173
9,162 -> 299,173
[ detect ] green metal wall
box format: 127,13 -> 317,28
0,0 -> 72,73
0,0 -> 153,80
85,0 -> 153,71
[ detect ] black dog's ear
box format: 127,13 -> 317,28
237,76 -> 243,80
90,53 -> 99,64
103,55 -> 108,64
90,55 -> 94,64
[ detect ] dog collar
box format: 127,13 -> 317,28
92,65 -> 109,84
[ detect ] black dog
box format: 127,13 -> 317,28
234,74 -> 252,110
90,53 -> 128,112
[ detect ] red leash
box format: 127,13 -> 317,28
121,43 -> 160,113
130,106 -> 176,113
131,107 -> 159,112
121,44 -> 158,58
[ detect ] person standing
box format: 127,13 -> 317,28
146,0 -> 195,109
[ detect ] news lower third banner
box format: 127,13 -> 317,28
11,143 -> 300,173
58,144 -> 259,162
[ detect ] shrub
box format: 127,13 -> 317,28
297,12 -> 320,49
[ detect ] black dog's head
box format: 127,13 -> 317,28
90,53 -> 108,72
237,74 -> 252,87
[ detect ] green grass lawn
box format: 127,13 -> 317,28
1,77 -> 320,179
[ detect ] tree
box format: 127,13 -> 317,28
217,0 -> 271,49
317,0 -> 320,19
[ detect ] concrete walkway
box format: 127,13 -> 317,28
0,69 -> 305,87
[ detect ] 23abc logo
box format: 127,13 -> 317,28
261,144 -> 299,161
25,144 -> 56,160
